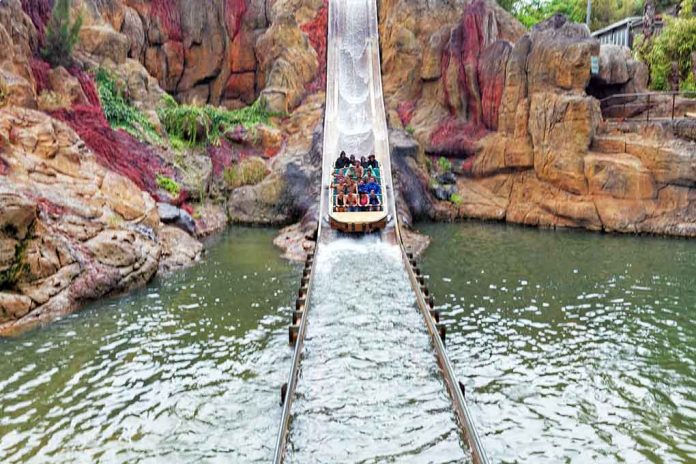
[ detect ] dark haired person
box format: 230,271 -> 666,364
364,176 -> 381,195
335,192 -> 346,212
359,192 -> 369,211
335,151 -> 350,169
347,192 -> 359,212
369,190 -> 381,211
367,154 -> 379,169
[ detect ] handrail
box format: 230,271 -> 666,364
599,90 -> 696,122
599,90 -> 696,104
271,237 -> 319,464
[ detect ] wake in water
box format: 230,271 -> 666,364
286,238 -> 468,463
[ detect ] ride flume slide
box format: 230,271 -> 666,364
272,0 -> 488,462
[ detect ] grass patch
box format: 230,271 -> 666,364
156,175 -> 180,196
405,125 -> 415,136
158,98 -> 273,147
438,156 -> 452,173
0,237 -> 29,290
95,68 -> 162,144
223,157 -> 269,190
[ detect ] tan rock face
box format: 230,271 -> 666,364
78,25 -> 130,64
256,14 -> 319,113
0,292 -> 33,323
158,225 -> 203,273
0,108 -> 167,334
584,153 -> 656,200
529,92 -> 600,194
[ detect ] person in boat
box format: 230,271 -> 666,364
354,160 -> 364,179
335,191 -> 346,212
369,189 -> 381,211
349,154 -> 356,166
347,192 -> 359,212
331,178 -> 346,195
345,177 -> 358,195
360,156 -> 369,169
367,154 -> 379,169
357,179 -> 367,194
359,192 -> 369,211
335,151 -> 350,169
364,176 -> 381,195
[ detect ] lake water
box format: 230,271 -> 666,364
1,224 -> 693,463
418,222 -> 695,464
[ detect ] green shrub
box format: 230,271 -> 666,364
158,99 -> 273,147
0,237 -> 29,290
438,156 -> 452,173
95,68 -> 162,143
636,3 -> 696,91
41,0 -> 83,68
450,193 -> 463,206
223,157 -> 269,190
156,175 -> 181,196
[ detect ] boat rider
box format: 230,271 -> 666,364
364,176 -> 381,195
367,154 -> 379,169
335,151 -> 350,169
369,190 -> 381,211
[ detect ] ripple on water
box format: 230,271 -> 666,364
420,222 -> 696,464
0,228 -> 299,464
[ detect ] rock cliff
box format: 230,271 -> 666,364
381,5 -> 694,237
1,0 -> 694,333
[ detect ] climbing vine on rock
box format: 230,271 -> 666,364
157,98 -> 273,147
95,68 -> 161,144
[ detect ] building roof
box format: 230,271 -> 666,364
591,16 -> 643,37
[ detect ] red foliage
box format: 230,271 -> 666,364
30,58 -> 51,94
225,0 -> 248,39
50,105 -> 175,198
68,67 -> 101,107
21,0 -> 53,45
397,101 -> 416,126
208,140 -> 240,178
301,1 -> 328,93
429,117 -> 488,158
150,0 -> 183,42
31,59 -> 101,108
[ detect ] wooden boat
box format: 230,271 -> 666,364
328,164 -> 388,233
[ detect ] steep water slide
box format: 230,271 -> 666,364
272,0 -> 488,462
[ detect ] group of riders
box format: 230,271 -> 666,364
332,151 -> 383,213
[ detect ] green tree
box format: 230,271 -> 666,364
635,0 -> 695,90
41,0 -> 83,68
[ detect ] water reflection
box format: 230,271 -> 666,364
419,222 -> 696,463
0,228 -> 299,463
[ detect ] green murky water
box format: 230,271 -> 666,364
0,228 -> 299,463
419,222 -> 695,463
1,224 -> 694,463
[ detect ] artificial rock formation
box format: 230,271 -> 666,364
0,107 -> 164,333
403,12 -> 695,237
